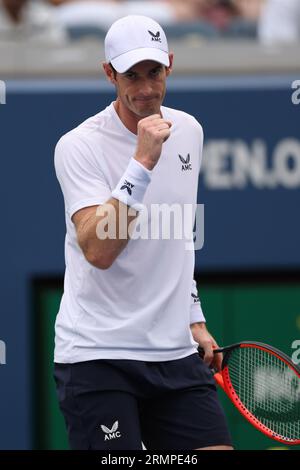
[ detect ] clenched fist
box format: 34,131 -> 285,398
134,114 -> 172,171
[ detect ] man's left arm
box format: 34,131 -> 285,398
189,279 -> 222,371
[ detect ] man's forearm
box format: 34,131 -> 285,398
77,198 -> 138,269
190,321 -> 207,342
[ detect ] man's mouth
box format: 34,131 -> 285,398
134,97 -> 157,102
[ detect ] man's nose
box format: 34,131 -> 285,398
139,80 -> 153,95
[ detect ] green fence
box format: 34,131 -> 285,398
34,277 -> 300,450
35,287 -> 69,450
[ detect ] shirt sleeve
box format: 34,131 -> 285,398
190,279 -> 206,325
54,133 -> 112,219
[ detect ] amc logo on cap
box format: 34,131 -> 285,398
148,30 -> 162,43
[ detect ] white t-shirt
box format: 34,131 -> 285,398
54,102 -> 206,363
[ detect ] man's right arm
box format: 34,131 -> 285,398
72,198 -> 138,270
72,113 -> 172,270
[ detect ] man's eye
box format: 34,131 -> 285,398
151,69 -> 161,76
126,73 -> 136,79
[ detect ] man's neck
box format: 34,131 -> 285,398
113,99 -> 139,135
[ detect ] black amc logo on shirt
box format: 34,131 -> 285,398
179,154 -> 192,171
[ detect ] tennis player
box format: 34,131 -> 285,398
53,15 -> 233,450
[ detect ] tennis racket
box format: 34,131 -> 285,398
198,341 -> 300,445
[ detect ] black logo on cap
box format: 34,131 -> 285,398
148,30 -> 162,43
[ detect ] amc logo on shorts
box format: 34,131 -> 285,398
100,421 -> 121,441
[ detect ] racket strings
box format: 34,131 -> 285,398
228,347 -> 300,441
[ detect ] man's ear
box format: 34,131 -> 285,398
102,62 -> 117,84
166,53 -> 174,77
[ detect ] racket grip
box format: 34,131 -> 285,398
197,347 -> 219,375
197,346 -> 222,358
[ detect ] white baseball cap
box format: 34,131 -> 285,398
104,15 -> 170,73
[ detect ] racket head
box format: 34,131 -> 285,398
220,341 -> 300,445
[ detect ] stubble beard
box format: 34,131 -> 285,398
131,99 -> 162,118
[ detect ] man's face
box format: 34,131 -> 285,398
109,58 -> 172,118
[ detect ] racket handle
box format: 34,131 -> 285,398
197,346 -> 223,358
197,347 -> 222,377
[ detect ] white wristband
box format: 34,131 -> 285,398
111,158 -> 152,210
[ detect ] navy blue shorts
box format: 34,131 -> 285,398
54,353 -> 232,450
